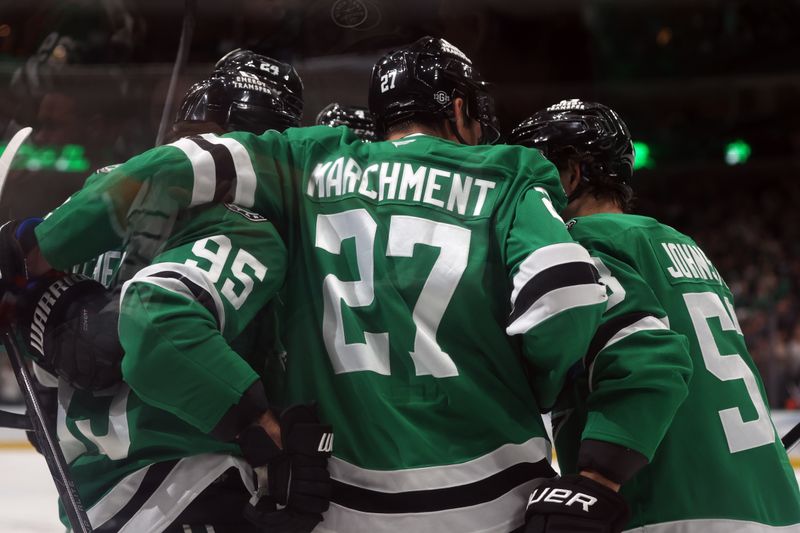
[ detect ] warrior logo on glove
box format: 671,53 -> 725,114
29,274 -> 85,356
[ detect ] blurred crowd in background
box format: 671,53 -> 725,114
1,0 -> 800,409
639,173 -> 800,409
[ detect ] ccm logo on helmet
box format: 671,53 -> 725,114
527,487 -> 598,512
318,433 -> 334,452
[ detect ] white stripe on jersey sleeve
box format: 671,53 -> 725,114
120,261 -> 226,332
169,138 -> 216,206
200,134 -> 257,208
506,283 -> 608,336
603,315 -> 669,351
510,242 -> 594,306
588,315 -> 670,392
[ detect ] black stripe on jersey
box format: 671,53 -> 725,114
584,311 -> 651,368
187,135 -> 237,203
149,271 -> 221,329
509,262 -> 600,324
331,459 -> 555,514
94,460 -> 179,532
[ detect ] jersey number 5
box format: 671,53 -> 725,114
684,291 -> 776,453
315,209 -> 470,378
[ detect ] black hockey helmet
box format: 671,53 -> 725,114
176,50 -> 303,134
509,99 -> 635,185
368,36 -> 500,144
316,103 -> 379,142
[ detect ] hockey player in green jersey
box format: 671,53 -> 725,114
511,99 -> 800,532
4,37 -> 610,532
2,52 -> 333,533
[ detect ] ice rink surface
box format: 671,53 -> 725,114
1,420 -> 799,533
0,448 -> 62,532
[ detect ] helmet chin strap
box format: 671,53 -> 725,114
448,118 -> 470,145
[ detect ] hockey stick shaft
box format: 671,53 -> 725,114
3,331 -> 93,532
782,421 -> 800,451
155,0 -> 197,146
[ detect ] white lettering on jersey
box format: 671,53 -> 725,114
306,158 -> 498,217
661,242 -> 722,284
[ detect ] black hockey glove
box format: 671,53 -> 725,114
238,404 -> 333,533
524,474 -> 630,533
17,273 -> 124,390
0,218 -> 41,285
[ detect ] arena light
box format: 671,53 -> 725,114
632,141 -> 653,169
725,139 -> 751,166
0,142 -> 91,173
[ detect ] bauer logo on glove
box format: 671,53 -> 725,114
527,485 -> 599,513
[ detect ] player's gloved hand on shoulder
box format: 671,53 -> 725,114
16,273 -> 124,390
238,403 -> 333,533
523,474 -> 630,533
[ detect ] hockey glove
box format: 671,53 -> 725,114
17,274 -> 124,390
238,404 -> 333,533
524,474 -> 630,533
0,218 -> 41,285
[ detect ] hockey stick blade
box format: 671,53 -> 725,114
0,408 -> 33,430
0,126 -> 32,199
3,332 -> 94,532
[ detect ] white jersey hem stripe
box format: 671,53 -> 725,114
87,466 -> 150,528
624,518 -> 800,532
329,436 -> 550,493
119,455 -> 253,533
313,479 -> 536,533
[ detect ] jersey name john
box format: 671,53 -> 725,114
659,241 -> 722,284
306,157 -> 498,217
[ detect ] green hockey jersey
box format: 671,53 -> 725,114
53,203 -> 287,531
558,213 -> 800,532
34,127 -> 608,532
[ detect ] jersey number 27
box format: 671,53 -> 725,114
315,209 -> 470,378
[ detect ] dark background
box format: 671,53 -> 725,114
0,0 -> 799,406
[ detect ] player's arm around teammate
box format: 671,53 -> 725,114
118,203 -> 332,532
510,101 -> 695,533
